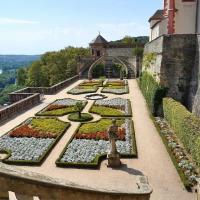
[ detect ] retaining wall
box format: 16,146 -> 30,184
0,163 -> 152,200
143,34 -> 196,107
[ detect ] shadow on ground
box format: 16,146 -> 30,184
112,163 -> 144,176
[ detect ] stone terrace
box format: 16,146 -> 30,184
0,79 -> 196,200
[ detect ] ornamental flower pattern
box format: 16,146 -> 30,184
37,98 -> 86,115
155,117 -> 197,186
60,119 -> 132,163
94,98 -> 130,115
68,85 -> 98,94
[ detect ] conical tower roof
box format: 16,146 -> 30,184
89,34 -> 109,44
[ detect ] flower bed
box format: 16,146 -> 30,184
105,80 -> 128,85
35,98 -> 87,116
79,80 -> 103,86
101,85 -> 129,94
153,116 -> 198,188
56,118 -> 137,168
67,85 -> 98,94
0,117 -> 70,165
89,98 -> 132,117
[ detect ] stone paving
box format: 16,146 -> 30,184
0,79 -> 196,200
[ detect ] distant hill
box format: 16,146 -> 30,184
109,36 -> 149,44
0,55 -> 41,71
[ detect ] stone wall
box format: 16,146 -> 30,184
143,34 -> 196,106
187,34 -> 200,117
0,163 -> 152,200
0,75 -> 79,123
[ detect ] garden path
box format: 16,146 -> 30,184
0,79 -> 196,200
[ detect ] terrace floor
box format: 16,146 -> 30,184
0,79 -> 196,200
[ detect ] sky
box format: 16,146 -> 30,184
0,0 -> 163,55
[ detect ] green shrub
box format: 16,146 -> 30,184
68,113 -> 93,122
139,71 -> 167,116
163,98 -> 200,171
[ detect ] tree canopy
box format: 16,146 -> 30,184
122,36 -> 135,44
20,46 -> 90,87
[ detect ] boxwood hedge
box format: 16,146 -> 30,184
163,98 -> 200,171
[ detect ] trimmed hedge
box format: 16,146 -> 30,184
163,98 -> 200,171
139,71 -> 167,116
56,118 -> 137,168
68,113 -> 93,122
151,116 -> 196,188
1,117 -> 70,165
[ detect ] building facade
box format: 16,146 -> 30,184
149,0 -> 199,41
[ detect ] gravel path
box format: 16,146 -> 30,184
0,79 -> 196,199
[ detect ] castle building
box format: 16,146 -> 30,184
89,33 -> 109,57
149,0 -> 200,41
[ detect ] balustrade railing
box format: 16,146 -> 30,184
0,75 -> 78,123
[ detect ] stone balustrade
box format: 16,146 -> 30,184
0,75 -> 79,123
0,163 -> 152,200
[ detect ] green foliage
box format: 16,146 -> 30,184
1,117 -> 70,165
109,36 -> 149,44
55,118 -> 137,168
139,71 -> 167,116
30,118 -> 67,134
38,106 -> 76,116
0,85 -> 25,105
163,98 -> 200,171
151,115 -> 195,188
90,106 -> 124,116
78,118 -> 125,134
16,68 -> 28,86
132,46 -> 143,57
112,63 -> 125,77
142,53 -> 157,69
68,113 -> 93,122
122,35 -> 135,44
0,70 -> 16,89
75,101 -> 84,118
92,64 -> 104,78
26,46 -> 90,87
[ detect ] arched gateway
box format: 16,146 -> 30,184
77,34 -> 144,79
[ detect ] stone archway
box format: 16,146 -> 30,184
88,56 -> 129,80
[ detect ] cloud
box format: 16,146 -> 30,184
0,18 -> 39,24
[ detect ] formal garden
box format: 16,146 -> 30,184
0,78 -> 198,188
0,79 -> 137,168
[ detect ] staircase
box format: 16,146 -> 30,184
117,57 -> 135,79
79,60 -> 96,79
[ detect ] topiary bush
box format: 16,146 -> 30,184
139,70 -> 167,116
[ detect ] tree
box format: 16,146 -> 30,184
133,46 -> 144,57
92,64 -> 104,78
75,101 -> 84,118
122,36 -> 135,44
25,61 -> 42,87
16,68 -> 27,86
